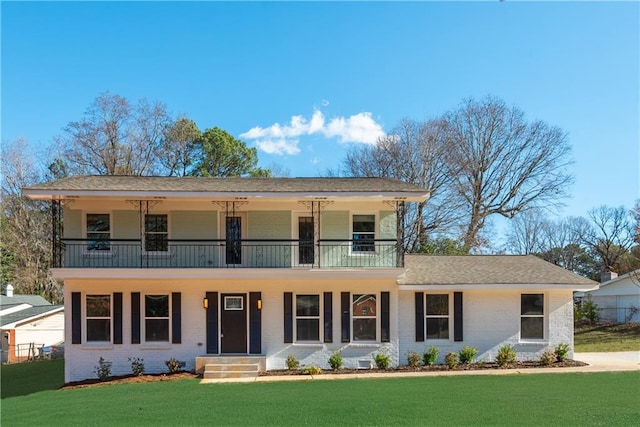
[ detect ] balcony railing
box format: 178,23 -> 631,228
55,239 -> 402,269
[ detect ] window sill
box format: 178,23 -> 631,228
81,344 -> 113,350
347,342 -> 381,348
292,342 -> 324,347
518,340 -> 548,345
140,344 -> 172,350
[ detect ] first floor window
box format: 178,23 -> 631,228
86,213 -> 110,251
353,294 -> 376,341
426,294 -> 449,339
521,294 -> 544,339
145,294 -> 169,341
145,214 -> 168,252
296,294 -> 320,341
86,294 -> 110,341
352,214 -> 375,252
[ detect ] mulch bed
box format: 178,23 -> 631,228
61,359 -> 588,389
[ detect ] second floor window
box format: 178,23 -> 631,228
352,214 -> 375,252
86,214 -> 110,251
145,214 -> 168,252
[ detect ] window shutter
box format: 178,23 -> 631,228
454,292 -> 463,342
131,292 -> 140,344
415,292 -> 424,342
71,292 -> 81,344
341,292 -> 350,343
113,292 -> 123,344
323,292 -> 333,343
172,292 -> 181,344
284,292 -> 293,343
206,292 -> 218,353
249,292 -> 262,354
381,291 -> 390,342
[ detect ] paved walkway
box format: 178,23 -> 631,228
200,352 -> 640,384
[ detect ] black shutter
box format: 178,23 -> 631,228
284,292 -> 293,343
113,292 -> 123,344
172,292 -> 181,344
249,292 -> 262,354
131,292 -> 140,344
341,292 -> 350,343
71,292 -> 81,344
415,292 -> 424,342
206,292 -> 218,353
454,292 -> 463,342
323,292 -> 333,343
381,291 -> 390,342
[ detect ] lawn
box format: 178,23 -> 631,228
1,360 -> 639,426
574,323 -> 640,352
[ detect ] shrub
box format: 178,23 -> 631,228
540,349 -> 556,366
554,343 -> 570,362
328,350 -> 343,370
128,357 -> 145,376
285,354 -> 300,370
94,357 -> 112,381
445,352 -> 459,369
459,346 -> 478,364
165,358 -> 181,374
582,294 -> 600,324
423,346 -> 439,366
406,351 -> 421,369
374,353 -> 391,369
303,364 -> 322,375
495,344 -> 516,368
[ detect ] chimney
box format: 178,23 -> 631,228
600,271 -> 618,283
5,284 -> 14,297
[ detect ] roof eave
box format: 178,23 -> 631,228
397,283 -> 599,291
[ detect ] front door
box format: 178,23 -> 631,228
221,294 -> 247,353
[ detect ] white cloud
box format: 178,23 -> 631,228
241,108 -> 385,155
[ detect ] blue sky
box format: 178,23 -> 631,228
2,1 -> 638,221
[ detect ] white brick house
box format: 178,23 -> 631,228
23,176 -> 597,382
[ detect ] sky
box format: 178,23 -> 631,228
2,1 -> 639,223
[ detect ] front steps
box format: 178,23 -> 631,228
196,356 -> 265,380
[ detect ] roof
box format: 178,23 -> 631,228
0,294 -> 51,309
398,254 -> 598,291
23,175 -> 430,201
1,305 -> 64,328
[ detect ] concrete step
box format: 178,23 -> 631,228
205,363 -> 259,372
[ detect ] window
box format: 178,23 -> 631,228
86,295 -> 110,341
296,295 -> 320,341
145,214 -> 168,252
352,214 -> 375,252
426,294 -> 449,339
86,214 -> 110,251
353,294 -> 376,341
521,294 -> 544,340
145,294 -> 169,341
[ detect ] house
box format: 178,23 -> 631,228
575,270 -> 640,323
1,285 -> 64,363
23,175 -> 597,382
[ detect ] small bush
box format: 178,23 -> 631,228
94,357 -> 112,381
423,346 -> 440,366
328,350 -> 343,370
582,294 -> 600,324
303,364 -> 322,375
495,344 -> 516,368
128,357 -> 145,376
554,343 -> 569,362
285,354 -> 300,370
540,349 -> 556,366
374,353 -> 391,369
445,352 -> 459,370
165,358 -> 181,374
406,351 -> 421,369
459,346 -> 478,364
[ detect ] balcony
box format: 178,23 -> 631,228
54,239 -> 402,269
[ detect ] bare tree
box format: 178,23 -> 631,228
442,96 -> 574,251
504,208 -> 548,254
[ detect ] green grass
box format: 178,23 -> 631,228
2,370 -> 639,426
575,323 -> 640,352
1,358 -> 64,399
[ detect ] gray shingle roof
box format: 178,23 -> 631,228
1,305 -> 63,328
399,254 -> 597,286
24,175 -> 429,195
0,294 -> 51,309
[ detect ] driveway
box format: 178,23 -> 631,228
573,351 -> 640,372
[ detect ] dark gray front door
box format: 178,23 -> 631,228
221,294 -> 247,353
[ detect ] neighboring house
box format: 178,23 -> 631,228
575,270 -> 640,323
1,286 -> 64,363
23,175 -> 597,383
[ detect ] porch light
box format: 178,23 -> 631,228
257,299 -> 262,310
203,298 -> 208,309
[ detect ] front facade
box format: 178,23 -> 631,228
24,176 -> 597,383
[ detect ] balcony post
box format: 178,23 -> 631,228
51,199 -> 63,268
